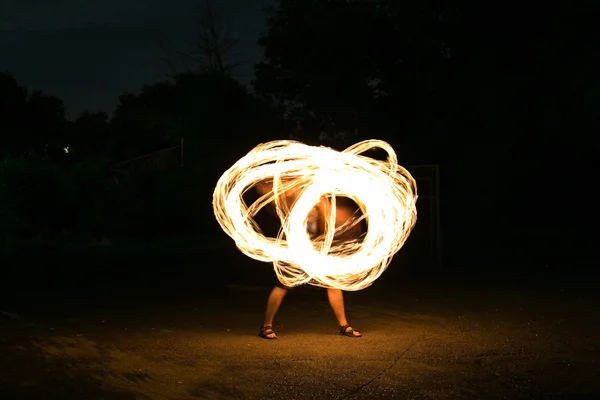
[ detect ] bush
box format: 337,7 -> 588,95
0,155 -> 113,250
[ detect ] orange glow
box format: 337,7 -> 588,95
212,140 -> 418,291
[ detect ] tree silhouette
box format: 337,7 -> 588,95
110,71 -> 275,169
252,0 -> 456,145
0,72 -> 29,158
67,111 -> 112,161
159,0 -> 244,78
0,73 -> 117,246
191,0 -> 242,75
110,81 -> 178,161
0,72 -> 69,161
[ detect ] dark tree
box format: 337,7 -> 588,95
0,73 -> 29,158
0,72 -> 69,161
159,0 -> 244,78
67,111 -> 112,161
111,72 -> 274,163
252,0 -> 456,147
189,0 -> 242,75
110,81 -> 178,161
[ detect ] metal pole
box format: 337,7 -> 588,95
435,165 -> 442,267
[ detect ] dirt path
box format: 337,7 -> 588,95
1,279 -> 598,399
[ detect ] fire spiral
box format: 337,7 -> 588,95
212,140 -> 418,291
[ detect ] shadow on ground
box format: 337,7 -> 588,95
1,248 -> 599,399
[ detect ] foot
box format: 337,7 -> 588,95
259,325 -> 277,339
339,323 -> 362,337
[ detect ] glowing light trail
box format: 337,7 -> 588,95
212,140 -> 418,291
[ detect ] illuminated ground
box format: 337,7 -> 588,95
0,253 -> 598,399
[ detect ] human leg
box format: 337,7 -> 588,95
327,288 -> 362,337
260,285 -> 289,339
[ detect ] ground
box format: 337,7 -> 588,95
0,249 -> 598,399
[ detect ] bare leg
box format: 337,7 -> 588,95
327,288 -> 361,337
262,286 -> 288,338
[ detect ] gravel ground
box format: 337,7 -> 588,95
1,263 -> 598,400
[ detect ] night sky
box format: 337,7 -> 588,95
1,0 -> 271,119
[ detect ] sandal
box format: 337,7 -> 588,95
259,325 -> 277,339
339,323 -> 362,337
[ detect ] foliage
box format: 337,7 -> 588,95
0,67 -> 285,254
0,72 -> 70,162
1,2 -> 597,267
0,0 -> 462,253
252,0 -> 457,142
67,111 -> 112,161
111,72 -> 276,164
0,154 -> 113,249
